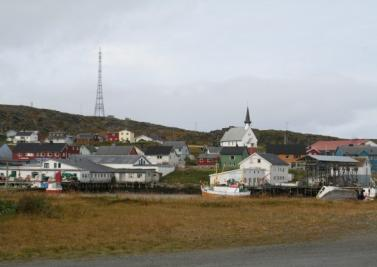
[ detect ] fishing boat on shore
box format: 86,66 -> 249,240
201,177 -> 251,198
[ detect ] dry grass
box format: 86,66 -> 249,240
1,191 -> 377,261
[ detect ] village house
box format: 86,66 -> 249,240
106,132 -> 119,143
118,129 -> 135,143
13,131 -> 39,144
76,133 -> 104,145
163,141 -> 190,161
12,143 -> 80,161
220,107 -> 258,152
335,145 -> 377,174
307,140 -> 377,155
6,130 -> 17,143
81,154 -> 171,177
239,153 -> 291,185
298,155 -> 368,186
219,147 -> 249,169
204,146 -> 222,155
197,153 -> 219,166
144,146 -> 179,166
266,144 -> 306,167
45,132 -> 75,145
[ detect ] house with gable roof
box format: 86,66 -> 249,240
220,107 -> 258,150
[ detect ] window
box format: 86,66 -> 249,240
137,173 -> 142,178
44,163 -> 49,168
157,155 -> 162,159
257,159 -> 261,163
54,163 -> 57,168
230,156 -> 235,160
58,163 -> 61,168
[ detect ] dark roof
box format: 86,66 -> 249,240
13,143 -> 67,153
56,158 -> 115,173
16,131 -> 37,137
259,153 -> 289,166
144,146 -> 174,156
266,144 -> 306,155
220,147 -> 248,155
96,146 -> 135,155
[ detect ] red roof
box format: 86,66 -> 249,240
308,139 -> 366,153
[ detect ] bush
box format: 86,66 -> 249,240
0,199 -> 17,216
17,195 -> 57,217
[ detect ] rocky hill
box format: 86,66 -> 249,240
0,104 -> 339,146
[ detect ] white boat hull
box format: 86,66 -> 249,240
316,186 -> 358,200
201,186 -> 250,198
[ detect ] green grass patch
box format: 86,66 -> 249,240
161,169 -> 213,185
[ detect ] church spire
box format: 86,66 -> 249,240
244,107 -> 251,129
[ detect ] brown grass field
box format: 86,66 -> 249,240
1,191 -> 377,261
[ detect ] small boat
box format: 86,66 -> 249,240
201,179 -> 251,198
316,186 -> 358,200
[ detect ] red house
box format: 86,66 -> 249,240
12,143 -> 80,161
106,132 -> 120,143
197,154 -> 219,166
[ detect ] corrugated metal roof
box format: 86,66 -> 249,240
163,141 -> 187,149
96,146 -> 135,155
307,155 -> 358,163
83,155 -> 151,165
56,158 -> 115,173
13,143 -> 67,153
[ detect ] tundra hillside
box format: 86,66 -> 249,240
0,104 -> 339,146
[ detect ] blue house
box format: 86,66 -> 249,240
336,145 -> 377,173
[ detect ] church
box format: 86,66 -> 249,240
220,107 -> 258,149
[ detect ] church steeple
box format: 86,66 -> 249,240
244,107 -> 251,129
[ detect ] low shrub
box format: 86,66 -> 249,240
0,199 -> 17,216
17,195 -> 57,217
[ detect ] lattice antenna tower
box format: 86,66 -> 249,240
94,47 -> 105,117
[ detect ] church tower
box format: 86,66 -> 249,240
244,107 -> 251,129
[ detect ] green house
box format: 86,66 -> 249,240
219,147 -> 249,169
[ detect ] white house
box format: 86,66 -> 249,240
163,141 -> 190,161
6,130 -> 17,143
119,129 -> 135,143
239,153 -> 291,185
45,132 -> 74,145
220,107 -> 258,148
0,158 -> 159,184
144,146 -> 179,166
13,131 -> 39,144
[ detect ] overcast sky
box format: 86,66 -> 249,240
1,0 -> 377,138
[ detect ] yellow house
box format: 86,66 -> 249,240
118,129 -> 135,143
